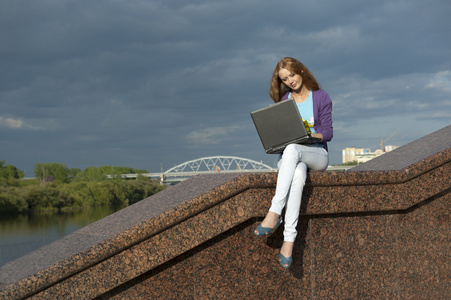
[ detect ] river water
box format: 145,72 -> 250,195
0,206 -> 121,268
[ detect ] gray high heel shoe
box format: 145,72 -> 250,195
254,219 -> 283,236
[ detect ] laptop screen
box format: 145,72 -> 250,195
251,99 -> 311,153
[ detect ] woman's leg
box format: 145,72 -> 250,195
259,144 -> 328,254
266,145 -> 303,218
279,162 -> 307,260
269,144 -> 328,215
283,161 -> 307,242
258,148 -> 297,229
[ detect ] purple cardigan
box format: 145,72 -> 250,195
282,89 -> 333,151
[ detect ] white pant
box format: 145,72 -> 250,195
269,144 -> 329,242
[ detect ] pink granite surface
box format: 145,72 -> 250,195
0,126 -> 449,299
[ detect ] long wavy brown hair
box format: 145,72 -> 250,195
269,57 -> 320,103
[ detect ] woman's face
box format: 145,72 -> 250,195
278,68 -> 303,91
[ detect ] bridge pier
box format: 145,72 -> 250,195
159,173 -> 165,185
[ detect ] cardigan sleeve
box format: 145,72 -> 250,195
313,90 -> 333,144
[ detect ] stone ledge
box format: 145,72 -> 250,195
351,124 -> 451,171
0,127 -> 449,299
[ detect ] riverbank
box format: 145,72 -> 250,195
1,177 -> 166,214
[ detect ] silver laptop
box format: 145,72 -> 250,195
250,98 -> 321,154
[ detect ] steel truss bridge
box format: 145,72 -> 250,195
116,156 -> 277,184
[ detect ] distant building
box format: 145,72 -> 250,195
342,146 -> 399,164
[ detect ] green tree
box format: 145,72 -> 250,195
34,162 -> 70,183
25,184 -> 58,210
67,168 -> 82,179
0,186 -> 27,213
0,161 -> 25,180
75,167 -> 106,182
1,163 -> 164,214
75,166 -> 148,182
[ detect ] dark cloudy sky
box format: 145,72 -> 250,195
1,0 -> 450,176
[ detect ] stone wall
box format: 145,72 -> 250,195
0,125 -> 449,299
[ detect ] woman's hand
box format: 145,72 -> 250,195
310,133 -> 323,141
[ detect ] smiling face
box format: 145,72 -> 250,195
278,68 -> 303,92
